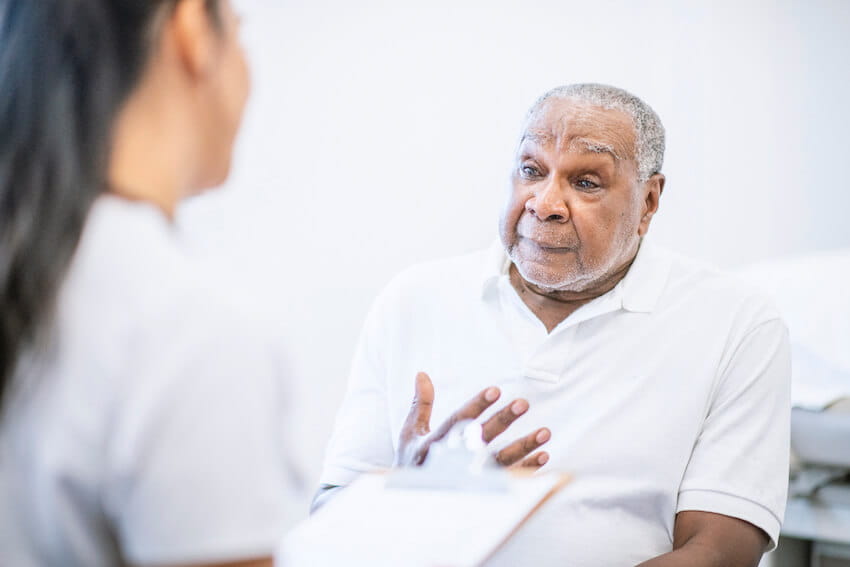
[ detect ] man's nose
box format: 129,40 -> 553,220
526,177 -> 569,222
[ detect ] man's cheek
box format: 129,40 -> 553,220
500,199 -> 525,238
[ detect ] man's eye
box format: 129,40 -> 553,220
575,179 -> 599,190
520,165 -> 541,178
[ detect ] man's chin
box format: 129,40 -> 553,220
513,260 -> 593,293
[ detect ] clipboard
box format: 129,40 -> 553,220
278,423 -> 570,567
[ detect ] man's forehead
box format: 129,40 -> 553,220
520,101 -> 636,160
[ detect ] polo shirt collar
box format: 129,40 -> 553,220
619,238 -> 672,313
480,237 -> 671,314
480,240 -> 511,298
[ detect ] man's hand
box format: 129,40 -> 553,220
395,372 -> 551,469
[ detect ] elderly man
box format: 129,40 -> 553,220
318,84 -> 790,566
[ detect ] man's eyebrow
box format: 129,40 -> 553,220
567,137 -> 623,161
520,132 -> 625,162
520,130 -> 555,145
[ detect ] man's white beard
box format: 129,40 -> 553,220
508,229 -> 640,293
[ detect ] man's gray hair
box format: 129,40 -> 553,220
527,83 -> 665,182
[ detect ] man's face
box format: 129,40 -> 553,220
499,99 -> 653,292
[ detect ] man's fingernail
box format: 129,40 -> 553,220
485,388 -> 499,402
511,400 -> 528,415
538,453 -> 549,465
536,429 -> 550,443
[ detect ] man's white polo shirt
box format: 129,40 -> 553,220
320,240 -> 790,566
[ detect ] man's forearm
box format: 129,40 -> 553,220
637,510 -> 766,567
636,547 -> 719,567
635,540 -> 759,567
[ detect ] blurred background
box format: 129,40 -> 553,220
177,0 -> 850,514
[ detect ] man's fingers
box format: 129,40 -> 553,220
429,386 -> 501,442
480,399 -> 529,443
495,427 -> 551,467
402,372 -> 435,438
510,450 -> 550,471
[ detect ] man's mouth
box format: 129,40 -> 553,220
518,235 -> 573,252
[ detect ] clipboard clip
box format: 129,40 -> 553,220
386,420 -> 510,492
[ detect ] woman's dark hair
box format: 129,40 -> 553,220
0,0 -> 219,409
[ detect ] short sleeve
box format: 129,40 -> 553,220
319,296 -> 396,487
677,317 -> 791,550
104,306 -> 297,566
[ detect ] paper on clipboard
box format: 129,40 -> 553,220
277,471 -> 569,567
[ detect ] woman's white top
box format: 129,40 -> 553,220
0,196 -> 298,566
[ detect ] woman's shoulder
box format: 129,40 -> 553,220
58,196 -> 284,380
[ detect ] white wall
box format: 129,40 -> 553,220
179,0 -> 850,513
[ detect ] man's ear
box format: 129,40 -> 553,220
169,0 -> 220,80
638,173 -> 664,237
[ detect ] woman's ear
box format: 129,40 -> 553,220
169,0 -> 221,80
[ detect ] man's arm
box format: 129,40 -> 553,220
637,307 -> 789,567
637,511 -> 768,567
654,315 -> 790,563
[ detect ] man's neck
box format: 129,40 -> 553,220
508,254 -> 636,333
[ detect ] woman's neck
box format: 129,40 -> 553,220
106,70 -> 196,219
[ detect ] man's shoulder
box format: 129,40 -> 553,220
656,246 -> 784,328
382,245 -> 494,296
366,245 -> 496,322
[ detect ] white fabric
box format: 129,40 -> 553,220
320,240 -> 791,566
0,196 -> 299,567
739,250 -> 850,409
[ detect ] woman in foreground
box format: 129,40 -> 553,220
0,1 -> 294,565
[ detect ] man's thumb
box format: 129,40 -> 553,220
410,371 -> 434,435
